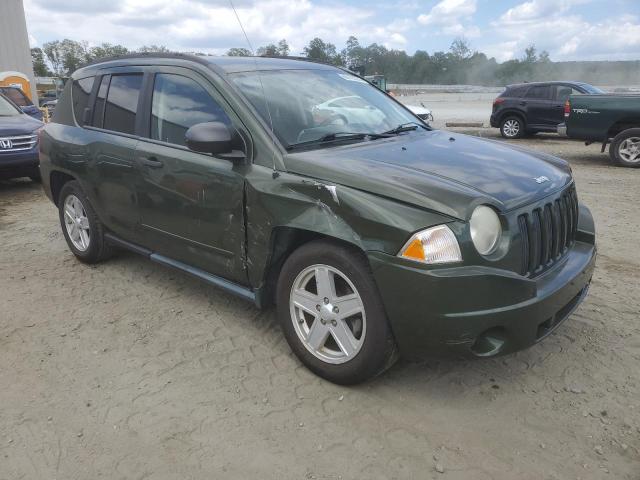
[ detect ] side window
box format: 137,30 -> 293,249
92,76 -> 109,128
525,85 -> 551,100
150,73 -> 231,147
557,86 -> 583,101
103,74 -> 143,135
72,77 -> 95,125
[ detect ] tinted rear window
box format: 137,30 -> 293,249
505,86 -> 527,97
103,74 -> 143,135
525,85 -> 551,99
72,77 -> 95,125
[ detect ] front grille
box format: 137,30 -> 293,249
0,134 -> 38,153
518,185 -> 578,277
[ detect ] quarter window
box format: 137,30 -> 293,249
151,73 -> 231,147
103,74 -> 143,135
72,77 -> 95,125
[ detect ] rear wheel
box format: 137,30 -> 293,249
58,181 -> 112,263
276,240 -> 397,384
500,116 -> 524,139
610,128 -> 640,167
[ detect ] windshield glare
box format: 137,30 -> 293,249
231,69 -> 419,148
0,95 -> 21,116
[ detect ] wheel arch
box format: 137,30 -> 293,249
49,170 -> 77,206
608,119 -> 640,139
258,226 -> 368,307
499,110 -> 526,128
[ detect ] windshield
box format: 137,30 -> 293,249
231,69 -> 420,148
580,83 -> 605,94
0,95 -> 21,116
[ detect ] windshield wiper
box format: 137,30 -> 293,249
383,121 -> 429,135
286,131 -> 391,151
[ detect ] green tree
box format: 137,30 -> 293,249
88,43 -> 129,61
137,45 -> 170,53
450,37 -> 472,60
226,47 -> 252,56
257,43 -> 278,56
277,39 -> 290,56
43,39 -> 89,76
31,47 -> 51,77
303,37 -> 341,65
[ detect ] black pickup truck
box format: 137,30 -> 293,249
558,94 -> 640,167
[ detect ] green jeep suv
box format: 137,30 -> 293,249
39,54 -> 596,384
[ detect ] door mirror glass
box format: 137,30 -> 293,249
185,122 -> 234,155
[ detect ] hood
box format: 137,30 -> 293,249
284,130 -> 572,220
0,114 -> 43,136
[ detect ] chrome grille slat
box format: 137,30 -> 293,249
0,134 -> 38,153
519,185 -> 578,277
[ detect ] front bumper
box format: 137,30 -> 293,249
368,207 -> 596,360
0,149 -> 39,179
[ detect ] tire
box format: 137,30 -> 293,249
58,180 -> 112,263
609,128 -> 640,168
500,116 -> 525,139
276,239 -> 397,384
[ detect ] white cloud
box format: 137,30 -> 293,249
416,0 -> 478,38
488,1 -> 640,61
23,0 -> 414,56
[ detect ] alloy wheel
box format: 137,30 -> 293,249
289,264 -> 366,364
618,137 -> 640,164
503,119 -> 520,137
63,194 -> 91,251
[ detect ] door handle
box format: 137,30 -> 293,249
139,156 -> 163,168
519,101 -> 527,106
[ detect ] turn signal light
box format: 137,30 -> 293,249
398,225 -> 462,264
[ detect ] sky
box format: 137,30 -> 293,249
23,0 -> 640,62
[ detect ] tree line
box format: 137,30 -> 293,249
32,37 -> 640,87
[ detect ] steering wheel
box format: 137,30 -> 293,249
318,114 -> 348,127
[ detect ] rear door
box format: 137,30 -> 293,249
84,68 -> 147,238
133,66 -> 248,283
523,85 -> 555,127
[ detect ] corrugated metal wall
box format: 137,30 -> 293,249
0,0 -> 38,103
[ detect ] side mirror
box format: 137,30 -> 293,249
185,122 -> 244,160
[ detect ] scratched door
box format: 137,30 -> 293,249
133,69 -> 247,283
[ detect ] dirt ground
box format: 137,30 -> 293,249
1,130 -> 639,480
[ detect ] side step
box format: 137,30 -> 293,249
104,232 -> 256,304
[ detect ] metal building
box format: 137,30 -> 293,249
0,0 -> 38,103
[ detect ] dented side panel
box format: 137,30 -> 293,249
243,164 -> 455,289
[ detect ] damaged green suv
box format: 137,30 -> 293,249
40,55 -> 596,384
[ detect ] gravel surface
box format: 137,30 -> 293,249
1,130 -> 639,479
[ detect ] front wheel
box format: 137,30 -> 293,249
500,116 -> 524,139
276,240 -> 397,384
610,128 -> 640,167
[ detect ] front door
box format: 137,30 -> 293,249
134,68 -> 248,283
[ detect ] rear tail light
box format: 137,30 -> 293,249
493,98 -> 505,106
564,100 -> 570,118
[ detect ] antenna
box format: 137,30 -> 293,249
228,0 -> 279,176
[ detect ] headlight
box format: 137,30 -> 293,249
398,225 -> 462,264
470,205 -> 502,255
